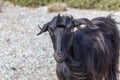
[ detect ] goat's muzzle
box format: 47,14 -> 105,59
54,52 -> 66,63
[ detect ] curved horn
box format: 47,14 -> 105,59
73,18 -> 99,29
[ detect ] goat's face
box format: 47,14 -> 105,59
38,15 -> 74,63
37,15 -> 99,63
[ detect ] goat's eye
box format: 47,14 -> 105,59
70,28 -> 74,33
48,28 -> 53,35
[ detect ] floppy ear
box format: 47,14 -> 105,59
37,23 -> 49,35
73,18 -> 99,29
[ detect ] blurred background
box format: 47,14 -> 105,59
3,0 -> 120,10
0,0 -> 120,80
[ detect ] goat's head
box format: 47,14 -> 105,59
37,14 -> 99,63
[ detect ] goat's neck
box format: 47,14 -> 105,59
63,46 -> 85,80
65,45 -> 80,67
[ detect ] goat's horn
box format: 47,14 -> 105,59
37,25 -> 42,35
77,24 -> 87,29
74,18 -> 99,29
58,13 -> 61,17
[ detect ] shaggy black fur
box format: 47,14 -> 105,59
37,15 -> 120,80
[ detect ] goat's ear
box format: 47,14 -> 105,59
37,23 -> 49,35
73,18 -> 99,29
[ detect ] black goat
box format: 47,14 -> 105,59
37,14 -> 120,80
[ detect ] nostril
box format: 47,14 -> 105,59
58,55 -> 62,59
54,53 -> 63,59
54,53 -> 65,63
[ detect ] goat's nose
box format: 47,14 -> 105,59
54,53 -> 63,59
57,54 -> 63,59
54,52 -> 64,63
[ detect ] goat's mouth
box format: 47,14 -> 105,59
54,52 -> 66,63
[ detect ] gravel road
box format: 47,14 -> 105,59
0,2 -> 120,80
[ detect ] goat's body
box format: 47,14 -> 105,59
56,17 -> 119,80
